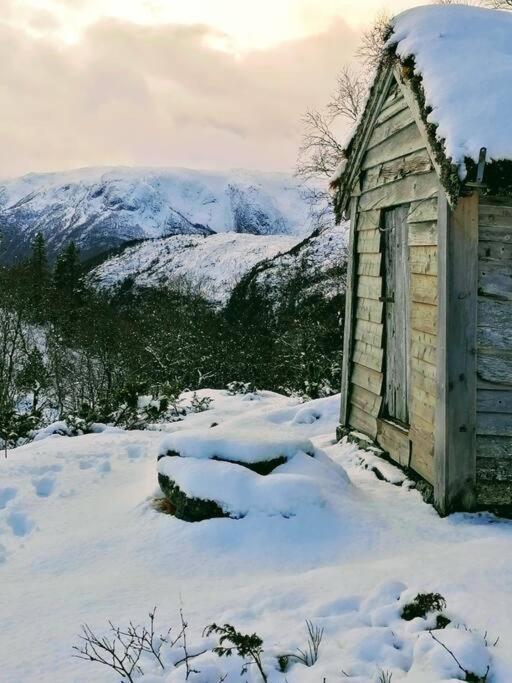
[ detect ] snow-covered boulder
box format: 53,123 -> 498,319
158,449 -> 351,522
158,421 -> 314,475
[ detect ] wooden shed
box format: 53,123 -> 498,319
331,6 -> 512,514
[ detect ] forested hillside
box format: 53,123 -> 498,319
0,224 -> 346,451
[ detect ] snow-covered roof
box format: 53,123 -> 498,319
331,5 -> 512,212
390,4 -> 512,167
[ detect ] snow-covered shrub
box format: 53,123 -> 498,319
226,381 -> 257,396
190,392 -> 214,413
205,623 -> 268,683
401,593 -> 447,622
0,404 -> 42,456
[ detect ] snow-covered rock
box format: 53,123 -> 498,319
158,419 -> 314,465
0,166 -> 312,264
158,450 -> 350,520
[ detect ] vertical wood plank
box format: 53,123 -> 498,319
383,205 -> 410,424
340,195 -> 360,428
434,189 -> 478,514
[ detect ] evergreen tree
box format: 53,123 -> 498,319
28,232 -> 49,316
29,233 -> 48,282
54,241 -> 80,292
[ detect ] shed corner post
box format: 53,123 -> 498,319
434,187 -> 478,515
338,194 -> 360,440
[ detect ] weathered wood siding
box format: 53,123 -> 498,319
345,77 -> 438,483
477,198 -> 512,504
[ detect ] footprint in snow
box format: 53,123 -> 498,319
126,445 -> 143,460
32,476 -> 56,498
0,488 -> 17,510
31,464 -> 62,475
7,511 -> 35,537
97,460 -> 111,474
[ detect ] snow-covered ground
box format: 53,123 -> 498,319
89,233 -> 297,304
1,390 -> 512,682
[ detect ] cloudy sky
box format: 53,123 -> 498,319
1,0 -> 423,178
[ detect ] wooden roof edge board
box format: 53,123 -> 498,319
392,65 -> 446,193
331,52 -> 471,220
331,63 -> 396,221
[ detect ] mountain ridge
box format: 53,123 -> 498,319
0,166 -> 312,264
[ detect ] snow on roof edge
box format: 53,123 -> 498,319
332,4 -> 512,215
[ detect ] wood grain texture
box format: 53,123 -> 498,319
351,362 -> 383,396
361,123 -> 425,171
435,190 -> 478,514
355,297 -> 383,324
408,221 -> 438,246
339,196 -> 359,427
377,419 -> 410,467
411,274 -> 437,305
349,405 -> 378,439
375,97 -> 407,126
410,246 -> 437,275
354,319 -> 384,348
411,329 -> 437,365
353,340 -> 384,372
383,204 -> 410,424
479,241 -> 512,261
478,299 -> 512,351
357,229 -> 381,254
477,351 -> 512,385
357,275 -> 382,301
476,435 -> 512,459
357,253 -> 382,277
408,198 -> 438,223
358,172 -> 438,212
477,390 -> 512,413
362,149 -> 433,192
477,412 -> 512,436
478,260 -> 512,300
350,383 -> 383,417
357,210 -> 381,232
411,302 -> 437,335
366,106 -> 415,151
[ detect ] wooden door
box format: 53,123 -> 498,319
383,205 -> 410,425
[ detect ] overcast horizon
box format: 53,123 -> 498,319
2,0 -> 425,178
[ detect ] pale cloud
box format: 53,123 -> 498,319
11,0 -> 425,48
0,14 -> 361,177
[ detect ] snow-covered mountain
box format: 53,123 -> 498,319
88,222 -> 348,306
89,233 -> 298,305
231,222 -> 349,306
0,167 -> 312,264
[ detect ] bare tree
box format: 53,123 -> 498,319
296,9 -> 392,231
438,0 -> 511,7
486,0 -> 512,7
357,11 -> 391,68
328,66 -> 370,123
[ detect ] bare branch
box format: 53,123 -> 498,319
357,12 -> 391,68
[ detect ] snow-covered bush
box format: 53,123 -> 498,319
226,381 -> 257,396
